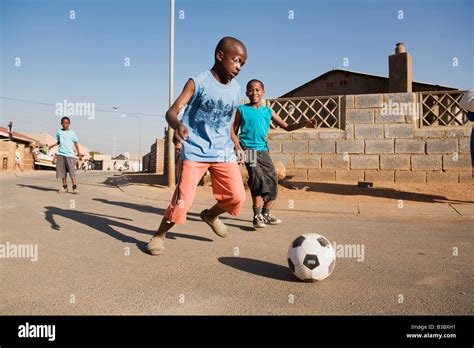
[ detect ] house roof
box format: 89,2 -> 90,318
0,127 -> 37,143
280,68 -> 457,98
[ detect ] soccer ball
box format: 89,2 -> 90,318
459,91 -> 474,112
287,233 -> 336,282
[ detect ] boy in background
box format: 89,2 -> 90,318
233,79 -> 316,229
50,117 -> 84,194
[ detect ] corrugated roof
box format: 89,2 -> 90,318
280,69 -> 457,97
0,126 -> 37,143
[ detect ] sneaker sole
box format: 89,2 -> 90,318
253,224 -> 267,229
148,248 -> 164,256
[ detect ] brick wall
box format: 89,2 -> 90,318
142,138 -> 165,174
0,141 -> 34,171
268,93 -> 472,183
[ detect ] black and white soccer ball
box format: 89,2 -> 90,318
287,233 -> 336,282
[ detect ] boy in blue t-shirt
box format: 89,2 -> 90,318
50,117 -> 84,194
234,79 -> 316,229
147,37 -> 247,255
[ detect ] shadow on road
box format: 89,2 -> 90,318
101,173 -> 168,188
93,198 -> 254,232
280,180 -> 473,204
43,206 -> 213,252
218,257 -> 297,282
17,184 -> 58,192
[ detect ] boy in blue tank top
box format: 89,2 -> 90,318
147,37 -> 247,255
234,79 -> 316,229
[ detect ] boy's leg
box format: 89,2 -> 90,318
256,151 -> 281,225
56,156 -> 69,193
205,203 -> 226,221
252,195 -> 263,210
147,161 -> 208,255
68,158 -> 79,193
208,162 -> 246,216
162,161 -> 209,224
200,162 -> 246,237
251,193 -> 267,229
263,200 -> 274,209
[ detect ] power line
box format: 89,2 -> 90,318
0,96 -> 166,118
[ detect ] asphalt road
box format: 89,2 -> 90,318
1,171 -> 473,315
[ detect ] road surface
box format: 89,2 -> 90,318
1,171 -> 473,315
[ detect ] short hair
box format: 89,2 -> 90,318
61,116 -> 70,123
246,79 -> 265,91
215,36 -> 246,58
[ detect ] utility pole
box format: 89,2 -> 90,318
167,0 -> 176,187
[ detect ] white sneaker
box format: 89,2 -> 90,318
253,214 -> 267,229
263,213 -> 282,225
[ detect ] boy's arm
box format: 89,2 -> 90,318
231,109 -> 245,163
74,142 -> 83,158
271,110 -> 317,131
166,79 -> 195,146
50,133 -> 60,148
231,109 -> 243,151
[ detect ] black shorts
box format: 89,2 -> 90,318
56,155 -> 77,179
244,149 -> 278,201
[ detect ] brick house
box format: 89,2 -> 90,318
0,126 -> 37,170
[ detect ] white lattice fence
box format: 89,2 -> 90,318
418,91 -> 469,127
266,96 -> 342,129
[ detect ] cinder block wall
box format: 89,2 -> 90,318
268,93 -> 472,183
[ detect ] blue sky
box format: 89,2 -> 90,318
1,0 -> 472,155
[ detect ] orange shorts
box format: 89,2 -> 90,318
164,160 -> 246,224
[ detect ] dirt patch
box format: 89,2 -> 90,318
277,180 -> 474,204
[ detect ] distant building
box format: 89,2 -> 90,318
280,69 -> 457,98
92,153 -> 141,172
280,43 -> 457,98
25,132 -> 56,147
0,126 -> 37,170
142,138 -> 165,174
